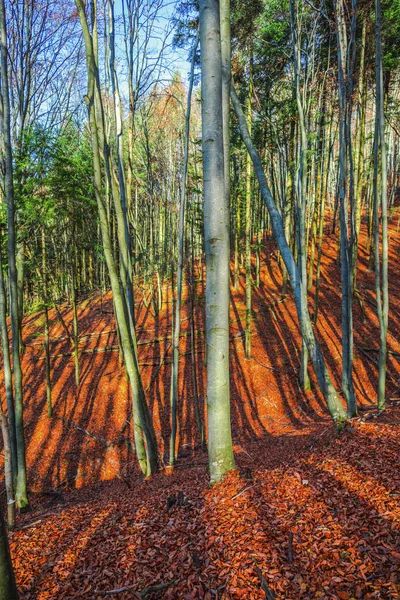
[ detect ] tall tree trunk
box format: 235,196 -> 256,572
41,229 -> 52,417
374,0 -> 389,411
75,0 -> 158,476
190,216 -> 205,449
245,46 -> 253,360
352,18 -> 367,288
200,0 -> 235,482
71,266 -> 80,387
0,0 -> 28,509
169,31 -> 199,466
334,0 -> 357,417
108,0 -> 136,334
290,0 -> 310,391
232,84 -> 347,424
16,241 -> 24,350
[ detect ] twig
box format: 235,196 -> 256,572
230,484 -> 259,501
18,519 -> 43,531
96,578 -> 177,597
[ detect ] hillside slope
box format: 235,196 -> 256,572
2,219 -> 400,599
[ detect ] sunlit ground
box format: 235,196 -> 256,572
1,217 -> 400,598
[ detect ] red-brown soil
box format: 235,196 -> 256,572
1,219 -> 400,599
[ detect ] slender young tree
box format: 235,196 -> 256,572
0,0 -> 28,509
231,84 -> 347,424
333,0 -> 357,417
290,0 -> 311,391
244,45 -> 253,360
374,0 -> 389,411
170,31 -> 199,466
0,244 -> 16,482
200,0 -> 235,482
0,402 -> 15,528
75,0 -> 158,476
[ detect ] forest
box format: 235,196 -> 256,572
0,0 -> 399,597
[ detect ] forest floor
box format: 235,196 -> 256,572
2,217 -> 400,599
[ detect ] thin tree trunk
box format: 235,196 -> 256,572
0,245 -> 17,483
290,0 -> 310,391
169,31 -> 199,466
75,0 -> 158,476
352,18 -> 367,288
0,410 -> 15,528
245,46 -> 253,360
0,0 -> 28,509
231,83 -> 347,424
190,218 -> 204,449
71,267 -> 80,388
16,241 -> 24,351
374,0 -> 389,411
334,0 -> 357,417
42,228 -> 52,416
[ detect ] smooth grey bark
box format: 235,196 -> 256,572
244,47 -> 253,360
352,18 -> 367,287
0,0 -> 28,509
16,241 -> 24,345
374,0 -> 389,411
108,0 -> 136,336
231,83 -> 347,424
200,0 -> 236,482
290,0 -> 311,391
0,508 -> 18,599
169,31 -> 199,466
333,0 -> 357,417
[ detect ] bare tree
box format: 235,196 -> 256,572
0,0 -> 28,510
373,0 -> 389,411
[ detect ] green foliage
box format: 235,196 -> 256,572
8,121 -> 98,304
382,0 -> 400,71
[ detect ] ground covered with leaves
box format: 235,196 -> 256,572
8,412 -> 400,599
2,220 -> 400,599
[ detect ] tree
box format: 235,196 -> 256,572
332,0 -> 357,417
231,83 -> 347,425
0,0 -> 28,510
75,0 -> 158,476
170,32 -> 199,466
199,0 -> 236,482
0,508 -> 18,600
374,0 -> 389,411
